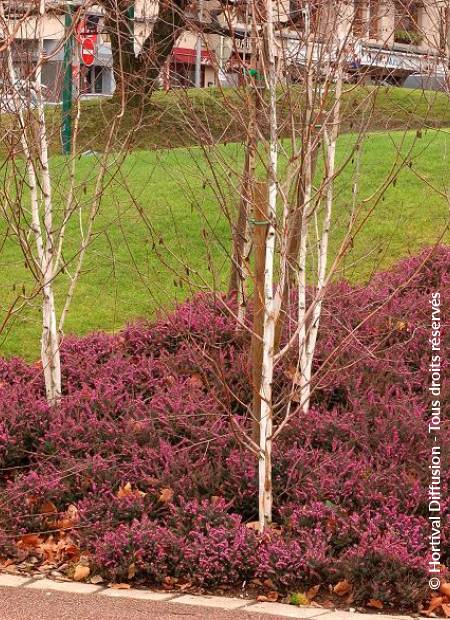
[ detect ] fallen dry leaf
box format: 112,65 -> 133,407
422,596 -> 445,616
66,505 -> 80,523
441,584 -> 450,598
176,581 -> 192,591
17,534 -> 42,549
162,576 -> 178,589
57,542 -> 80,562
73,564 -> 90,582
39,537 -> 57,563
111,583 -> 131,590
246,521 -> 261,531
368,599 -> 384,610
251,579 -> 263,587
345,591 -> 355,606
40,500 -> 58,515
257,591 -> 278,602
128,563 -> 136,580
2,561 -> 17,573
333,580 -> 352,597
57,504 -> 80,530
1,559 -> 16,568
306,585 -> 321,602
90,575 -> 104,585
117,483 -> 146,500
442,605 -> 450,618
158,487 -> 174,503
188,373 -> 204,388
117,482 -> 133,498
164,576 -> 177,585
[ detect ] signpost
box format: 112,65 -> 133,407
80,37 -> 95,66
61,7 -> 98,156
61,6 -> 74,156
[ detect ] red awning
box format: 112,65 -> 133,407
172,47 -> 212,66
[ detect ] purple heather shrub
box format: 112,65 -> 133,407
341,544 -> 428,608
182,523 -> 259,586
93,516 -> 183,582
0,247 -> 449,607
0,388 -> 50,469
0,469 -> 72,535
174,500 -> 259,585
256,533 -> 330,589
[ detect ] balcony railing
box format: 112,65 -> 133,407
355,41 -> 446,73
282,34 -> 447,76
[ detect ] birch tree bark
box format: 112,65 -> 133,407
36,0 -> 62,404
297,3 -> 350,413
257,0 -> 278,530
301,60 -> 345,412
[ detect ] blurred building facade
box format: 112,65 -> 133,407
0,0 -> 449,101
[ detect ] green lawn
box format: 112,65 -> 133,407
2,84 -> 450,156
0,126 -> 449,359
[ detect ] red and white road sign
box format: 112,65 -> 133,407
80,37 -> 96,67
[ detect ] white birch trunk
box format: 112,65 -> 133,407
36,0 -> 61,404
297,34 -> 314,413
258,0 -> 278,531
300,14 -> 348,413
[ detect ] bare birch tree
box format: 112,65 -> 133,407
0,1 -> 127,402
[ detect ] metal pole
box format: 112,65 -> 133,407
194,0 -> 204,87
62,5 -> 73,155
126,4 -> 135,33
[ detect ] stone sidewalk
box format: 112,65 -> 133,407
0,573 -> 412,620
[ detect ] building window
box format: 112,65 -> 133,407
353,1 -> 379,39
394,1 -> 423,45
85,14 -> 100,34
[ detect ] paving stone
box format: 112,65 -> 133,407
0,574 -> 34,588
170,594 -> 250,610
3,572 -> 414,620
100,587 -> 174,601
320,613 -> 410,620
246,602 -> 331,618
26,578 -> 102,595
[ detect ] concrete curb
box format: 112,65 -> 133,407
0,573 -> 413,620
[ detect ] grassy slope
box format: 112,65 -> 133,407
0,122 -> 448,359
9,84 -> 450,155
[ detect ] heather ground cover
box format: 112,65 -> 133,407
0,247 -> 448,610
